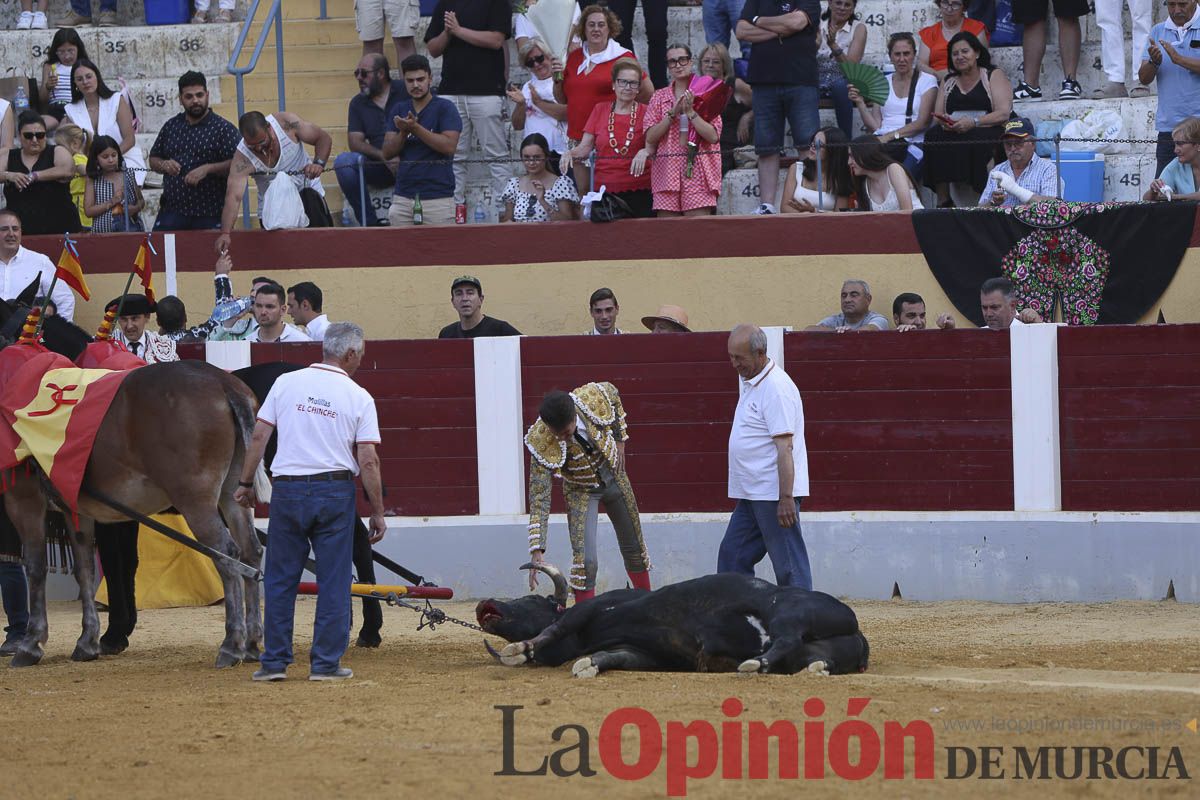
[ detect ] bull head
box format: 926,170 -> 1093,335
520,561 -> 568,606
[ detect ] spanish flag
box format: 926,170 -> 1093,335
133,237 -> 155,303
56,242 -> 90,301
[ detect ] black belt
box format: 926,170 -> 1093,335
274,470 -> 353,483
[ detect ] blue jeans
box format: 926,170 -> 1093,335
152,209 -> 222,231
752,84 -> 820,156
717,498 -> 812,590
1,561 -> 29,641
702,0 -> 750,59
70,0 -> 117,13
1157,132 -> 1175,178
262,479 -> 356,675
334,152 -> 395,226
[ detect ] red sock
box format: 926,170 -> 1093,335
627,570 -> 651,591
573,588 -> 595,603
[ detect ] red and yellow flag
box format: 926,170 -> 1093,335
0,352 -> 138,514
133,237 -> 155,303
56,241 -> 90,301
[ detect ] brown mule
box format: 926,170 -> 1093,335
5,359 -> 263,668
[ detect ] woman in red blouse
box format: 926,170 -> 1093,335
553,5 -> 652,190
560,58 -> 653,218
918,0 -> 989,82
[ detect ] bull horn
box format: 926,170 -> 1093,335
483,639 -> 502,661
519,561 -> 569,605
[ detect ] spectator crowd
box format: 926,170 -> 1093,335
0,0 -> 1195,233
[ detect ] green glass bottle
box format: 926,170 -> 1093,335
412,193 -> 424,226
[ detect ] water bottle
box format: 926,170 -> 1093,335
473,204 -> 486,224
212,295 -> 253,323
13,85 -> 29,113
678,108 -> 689,143
341,206 -> 353,227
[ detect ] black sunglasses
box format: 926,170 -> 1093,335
525,54 -> 547,67
22,131 -> 47,141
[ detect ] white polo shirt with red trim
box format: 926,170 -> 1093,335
257,363 -> 381,477
728,359 -> 810,501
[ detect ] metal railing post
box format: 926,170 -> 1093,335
816,140 -> 824,211
275,11 -> 286,112
320,0 -> 327,19
1054,133 -> 1062,200
358,159 -> 368,227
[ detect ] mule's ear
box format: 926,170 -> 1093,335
16,275 -> 41,308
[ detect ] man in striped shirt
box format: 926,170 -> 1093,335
980,118 -> 1063,208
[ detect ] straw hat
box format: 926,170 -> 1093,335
641,304 -> 690,332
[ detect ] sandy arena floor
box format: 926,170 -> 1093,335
3,597 -> 1198,798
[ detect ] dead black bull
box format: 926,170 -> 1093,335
476,563 -> 870,678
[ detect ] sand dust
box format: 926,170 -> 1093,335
3,597 -> 1198,798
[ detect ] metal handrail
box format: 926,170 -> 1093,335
227,0 -> 287,227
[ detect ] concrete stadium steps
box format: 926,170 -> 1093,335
241,16 -> 361,45
0,23 -> 238,79
715,151 -> 1154,215
281,0 -> 355,20
0,0 -> 1165,228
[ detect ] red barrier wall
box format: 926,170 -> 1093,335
520,333 -> 738,513
187,341 -> 480,517
785,331 -> 1015,510
1058,324 -> 1200,511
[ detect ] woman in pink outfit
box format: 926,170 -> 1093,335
643,44 -> 724,217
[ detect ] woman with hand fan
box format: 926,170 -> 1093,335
643,44 -> 726,216
817,0 -> 867,138
848,32 -> 938,180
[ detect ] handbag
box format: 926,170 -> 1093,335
589,191 -> 633,223
882,73 -> 920,163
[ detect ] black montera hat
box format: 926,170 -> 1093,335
106,294 -> 156,316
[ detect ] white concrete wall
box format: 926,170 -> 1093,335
327,511 -> 1199,602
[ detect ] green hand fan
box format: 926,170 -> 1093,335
839,62 -> 890,107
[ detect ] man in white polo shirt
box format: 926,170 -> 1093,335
718,323 -> 812,589
235,322 -> 386,682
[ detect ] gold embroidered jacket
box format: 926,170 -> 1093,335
524,381 -> 628,552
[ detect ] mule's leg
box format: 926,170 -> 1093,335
177,504 -> 248,668
6,486 -> 47,668
69,517 -> 101,662
572,647 -> 661,679
219,490 -> 262,661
